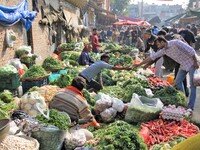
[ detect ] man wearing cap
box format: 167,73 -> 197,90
50,76 -> 100,127
79,54 -> 131,92
143,29 -> 163,77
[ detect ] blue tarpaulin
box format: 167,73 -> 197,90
0,0 -> 37,30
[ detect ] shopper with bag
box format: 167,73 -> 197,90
134,37 -> 199,110
49,76 -> 100,127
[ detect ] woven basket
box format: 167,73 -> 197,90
21,72 -> 51,81
44,67 -> 64,72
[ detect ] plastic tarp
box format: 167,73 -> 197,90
0,0 -> 37,30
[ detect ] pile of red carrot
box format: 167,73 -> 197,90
139,119 -> 199,147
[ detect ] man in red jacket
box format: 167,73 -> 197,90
91,28 -> 100,53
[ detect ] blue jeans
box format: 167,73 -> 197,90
175,66 -> 196,109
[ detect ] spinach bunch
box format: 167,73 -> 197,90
87,121 -> 147,150
36,109 -> 71,130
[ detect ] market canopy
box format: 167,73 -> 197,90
137,21 -> 151,27
113,20 -> 139,26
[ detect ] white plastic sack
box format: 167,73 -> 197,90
100,107 -> 117,122
193,69 -> 200,86
6,29 -> 16,48
20,91 -> 47,117
94,93 -> 113,112
64,130 -> 86,150
9,58 -> 23,69
125,93 -> 163,122
144,88 -> 154,97
112,98 -> 124,112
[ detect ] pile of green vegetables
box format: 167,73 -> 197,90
109,53 -> 133,67
100,86 -> 124,100
35,109 -> 71,130
15,49 -> 29,58
153,86 -> 187,107
50,74 -> 72,88
20,55 -> 37,65
0,90 -> 16,119
122,84 -> 147,103
87,121 -> 147,150
42,56 -> 63,70
57,43 -> 76,53
82,89 -> 96,106
104,43 -> 122,50
22,65 -> 48,79
60,51 -> 80,61
0,65 -> 18,75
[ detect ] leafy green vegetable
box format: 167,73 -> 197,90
0,65 -> 18,75
15,49 -> 29,58
83,89 -> 96,106
50,74 -> 72,88
22,65 -> 48,79
122,84 -> 147,103
42,56 -> 63,70
87,121 -> 147,150
0,90 -> 13,103
36,109 -> 71,130
154,86 -> 187,106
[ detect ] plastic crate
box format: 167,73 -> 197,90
0,73 -> 20,90
22,77 -> 49,94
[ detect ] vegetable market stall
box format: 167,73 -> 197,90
0,41 -> 199,150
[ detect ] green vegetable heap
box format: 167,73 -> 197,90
22,65 -> 48,79
154,86 -> 187,107
122,84 -> 147,103
57,43 -> 76,52
0,65 -> 18,75
36,109 -> 71,130
15,49 -> 29,58
0,90 -> 16,119
83,89 -> 96,106
87,121 -> 147,150
42,56 -> 63,70
50,74 -> 72,88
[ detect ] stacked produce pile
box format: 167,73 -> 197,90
140,119 -> 199,147
2,41 -> 199,150
87,120 -> 148,150
0,90 -> 16,119
42,56 -> 63,71
22,65 -> 49,80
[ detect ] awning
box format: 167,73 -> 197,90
65,0 -> 89,8
113,20 -> 139,26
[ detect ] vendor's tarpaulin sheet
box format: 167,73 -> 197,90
0,0 -> 37,30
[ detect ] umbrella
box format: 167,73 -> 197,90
113,20 -> 139,26
137,21 -> 151,27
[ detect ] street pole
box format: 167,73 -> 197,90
141,0 -> 143,20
